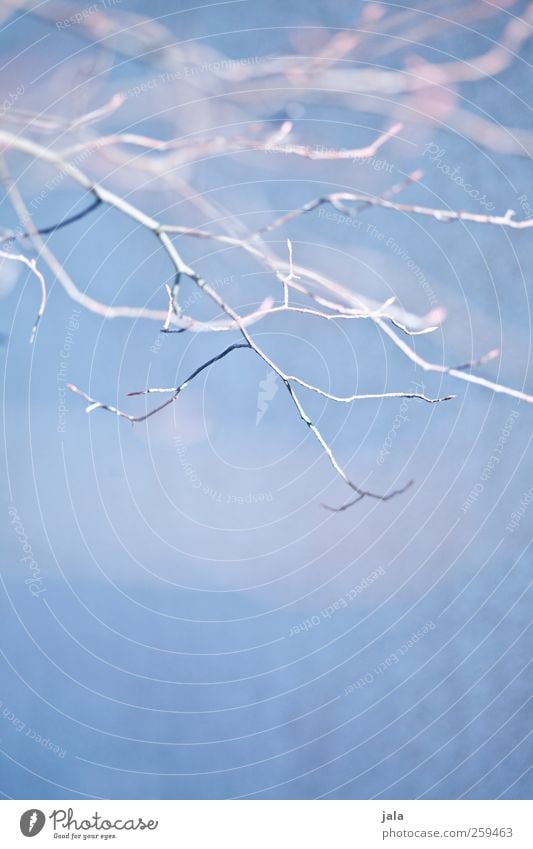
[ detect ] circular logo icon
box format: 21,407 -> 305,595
20,810 -> 46,837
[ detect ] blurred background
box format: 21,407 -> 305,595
0,0 -> 532,799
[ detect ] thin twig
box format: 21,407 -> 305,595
254,191 -> 533,236
2,123 -> 531,511
60,122 -> 403,163
0,126 -> 429,334
0,197 -> 102,245
283,239 -> 296,307
0,138 -> 267,333
0,248 -> 46,342
158,224 -> 436,332
68,343 -> 251,423
375,319 -> 533,403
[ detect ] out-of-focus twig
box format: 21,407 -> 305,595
254,191 -> 533,236
59,122 -> 403,162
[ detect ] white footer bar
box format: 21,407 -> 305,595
1,800 -> 531,848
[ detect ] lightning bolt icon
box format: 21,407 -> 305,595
256,371 -> 279,425
28,811 -> 38,833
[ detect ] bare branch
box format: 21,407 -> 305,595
0,197 -> 102,245
0,137 -> 268,334
284,380 -> 414,508
0,248 -> 46,342
3,94 -> 125,135
67,343 -> 250,423
254,191 -> 533,237
59,122 -> 403,164
283,239 -> 299,307
375,319 -> 533,404
2,111 -> 531,512
284,381 -> 454,405
159,219 -> 439,332
0,127 -> 438,336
